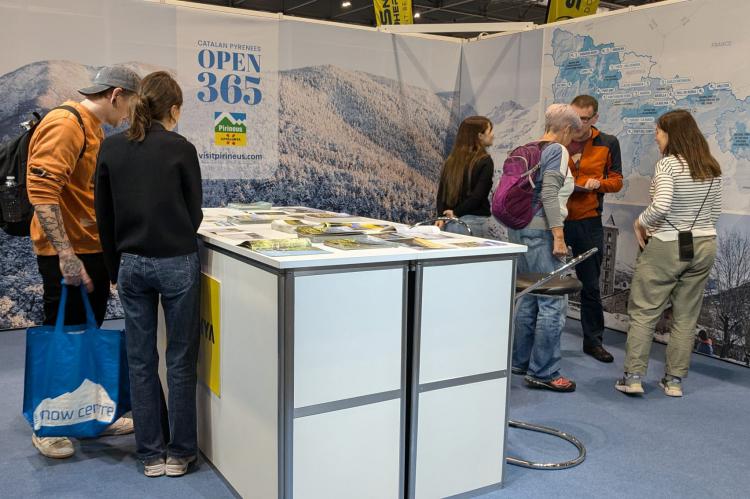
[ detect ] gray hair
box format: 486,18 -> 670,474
544,103 -> 583,134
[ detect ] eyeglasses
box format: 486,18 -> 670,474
579,115 -> 595,123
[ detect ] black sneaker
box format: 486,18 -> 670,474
524,375 -> 576,392
583,345 -> 614,363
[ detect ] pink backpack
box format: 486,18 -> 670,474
491,141 -> 547,229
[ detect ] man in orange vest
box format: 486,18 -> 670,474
564,95 -> 623,363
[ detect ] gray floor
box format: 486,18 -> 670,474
1,320 -> 748,498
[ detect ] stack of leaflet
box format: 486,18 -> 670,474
239,238 -> 330,257
295,224 -> 364,242
302,212 -> 362,223
270,219 -> 317,234
227,201 -> 273,210
323,236 -> 400,251
227,211 -> 289,224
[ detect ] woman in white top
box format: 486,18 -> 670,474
616,109 -> 722,398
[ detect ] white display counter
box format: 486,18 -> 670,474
159,207 -> 525,499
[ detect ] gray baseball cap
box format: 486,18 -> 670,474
78,66 -> 141,95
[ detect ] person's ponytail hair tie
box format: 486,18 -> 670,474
126,94 -> 152,142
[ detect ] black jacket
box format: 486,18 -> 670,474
436,155 -> 493,218
95,123 -> 203,283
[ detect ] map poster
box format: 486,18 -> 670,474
539,0 -> 750,363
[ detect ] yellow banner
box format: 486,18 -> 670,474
373,0 -> 413,26
546,0 -> 600,23
198,273 -> 221,397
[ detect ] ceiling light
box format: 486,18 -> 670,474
414,12 -> 421,18
341,1 -> 351,7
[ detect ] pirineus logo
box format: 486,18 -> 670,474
32,379 -> 116,430
214,112 -> 247,146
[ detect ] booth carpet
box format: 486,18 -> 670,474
1,320 -> 748,499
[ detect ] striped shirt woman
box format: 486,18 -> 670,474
639,154 -> 722,241
618,109 -> 722,398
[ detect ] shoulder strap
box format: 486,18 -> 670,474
53,105 -> 87,159
665,177 -> 715,232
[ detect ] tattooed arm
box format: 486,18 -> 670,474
34,204 -> 94,292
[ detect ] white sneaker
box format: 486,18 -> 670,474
144,457 -> 166,477
32,434 -> 75,459
100,415 -> 134,436
166,455 -> 197,477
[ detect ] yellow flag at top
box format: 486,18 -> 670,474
374,0 -> 414,26
546,0 -> 600,23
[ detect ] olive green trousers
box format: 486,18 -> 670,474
624,236 -> 716,378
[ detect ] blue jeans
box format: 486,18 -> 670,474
508,228 -> 567,381
444,214 -> 489,238
118,252 -> 201,461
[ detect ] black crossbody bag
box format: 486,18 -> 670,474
665,178 -> 714,262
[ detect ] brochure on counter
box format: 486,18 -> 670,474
449,240 -> 508,248
228,212 -> 291,224
239,238 -> 331,257
202,204 -> 511,253
323,235 -> 401,251
270,219 -> 318,233
302,212 -> 363,223
295,225 -> 364,240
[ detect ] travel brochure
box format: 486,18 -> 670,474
228,212 -> 290,224
270,219 -> 317,233
227,201 -> 273,210
450,240 -> 508,248
323,236 -> 401,251
239,238 -> 331,257
202,203 -> 507,255
399,237 -> 450,250
295,224 -> 364,240
203,226 -> 265,241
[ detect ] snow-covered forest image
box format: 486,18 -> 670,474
203,64 -> 458,220
0,60 -> 458,328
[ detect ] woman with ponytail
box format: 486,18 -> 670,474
436,116 -> 495,237
95,71 -> 203,478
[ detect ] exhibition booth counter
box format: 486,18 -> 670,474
197,207 -> 525,268
166,206 -> 525,499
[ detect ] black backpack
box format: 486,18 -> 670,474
0,105 -> 86,236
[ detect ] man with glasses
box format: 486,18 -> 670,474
564,95 -> 623,363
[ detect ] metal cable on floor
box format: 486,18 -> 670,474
506,420 -> 587,469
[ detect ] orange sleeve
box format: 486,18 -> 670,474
26,115 -> 85,206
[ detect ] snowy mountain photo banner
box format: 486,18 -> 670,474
0,0 -> 462,329
459,29 -> 545,241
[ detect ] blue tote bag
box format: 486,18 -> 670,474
23,283 -> 131,438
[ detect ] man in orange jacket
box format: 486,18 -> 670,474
564,95 -> 623,363
26,66 -> 141,458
